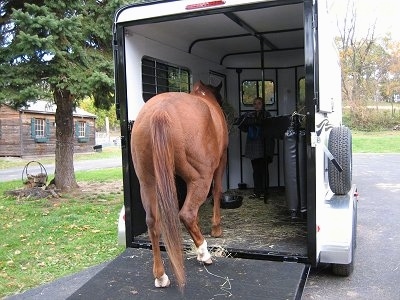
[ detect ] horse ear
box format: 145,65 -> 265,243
193,81 -> 204,92
193,81 -> 200,92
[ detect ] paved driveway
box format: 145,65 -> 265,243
303,153 -> 400,299
0,158 -> 122,182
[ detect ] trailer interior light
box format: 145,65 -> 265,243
186,1 -> 226,10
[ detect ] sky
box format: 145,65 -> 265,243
329,0 -> 400,41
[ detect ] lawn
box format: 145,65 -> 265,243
0,168 -> 124,298
352,130 -> 400,153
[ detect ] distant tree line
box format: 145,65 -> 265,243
336,0 -> 400,131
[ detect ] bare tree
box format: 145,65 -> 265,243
334,0 -> 377,106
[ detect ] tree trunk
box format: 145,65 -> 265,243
54,89 -> 79,191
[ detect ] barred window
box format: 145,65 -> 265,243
298,77 -> 306,112
142,57 -> 190,102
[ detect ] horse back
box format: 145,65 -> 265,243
131,92 -> 227,176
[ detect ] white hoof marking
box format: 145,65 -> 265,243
155,273 -> 170,288
197,240 -> 212,264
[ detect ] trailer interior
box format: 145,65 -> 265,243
116,0 -> 316,262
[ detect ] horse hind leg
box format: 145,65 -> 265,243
141,188 -> 170,288
210,176 -> 223,238
179,181 -> 212,265
211,151 -> 227,237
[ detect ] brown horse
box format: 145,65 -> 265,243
130,81 -> 228,289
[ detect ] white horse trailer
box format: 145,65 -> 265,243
71,1 -> 358,298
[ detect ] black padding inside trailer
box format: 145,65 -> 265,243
68,248 -> 308,300
283,129 -> 307,213
284,130 -> 299,211
298,131 -> 307,212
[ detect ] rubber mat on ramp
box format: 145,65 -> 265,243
68,248 -> 308,300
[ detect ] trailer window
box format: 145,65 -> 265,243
242,80 -> 275,106
298,77 -> 305,113
142,57 -> 190,102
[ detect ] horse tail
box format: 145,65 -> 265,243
150,111 -> 186,288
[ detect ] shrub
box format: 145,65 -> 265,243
343,106 -> 400,131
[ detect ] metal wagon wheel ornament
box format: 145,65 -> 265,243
22,161 -> 48,188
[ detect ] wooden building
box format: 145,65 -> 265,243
0,101 -> 96,157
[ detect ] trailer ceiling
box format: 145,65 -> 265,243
123,2 -> 305,68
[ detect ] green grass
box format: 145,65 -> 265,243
352,130 -> 400,153
0,168 -> 124,298
75,167 -> 123,182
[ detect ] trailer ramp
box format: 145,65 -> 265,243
68,248 -> 309,299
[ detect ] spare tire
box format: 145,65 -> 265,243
328,126 -> 352,195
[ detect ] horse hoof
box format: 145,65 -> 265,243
196,240 -> 213,264
197,256 -> 213,265
211,226 -> 222,238
155,273 -> 170,288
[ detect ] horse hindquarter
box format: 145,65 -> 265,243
131,110 -> 186,288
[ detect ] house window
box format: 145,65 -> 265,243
35,118 -> 46,137
75,121 -> 90,143
31,118 -> 50,143
242,80 -> 275,106
142,56 -> 190,102
77,121 -> 86,138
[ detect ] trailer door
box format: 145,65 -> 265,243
316,0 -> 342,113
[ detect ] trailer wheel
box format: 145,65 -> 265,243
332,256 -> 354,277
332,234 -> 355,276
332,197 -> 357,277
328,126 -> 352,195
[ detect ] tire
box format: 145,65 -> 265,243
332,233 -> 355,276
332,192 -> 357,277
328,126 -> 352,195
332,258 -> 354,277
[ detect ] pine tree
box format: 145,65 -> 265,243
0,0 -> 128,190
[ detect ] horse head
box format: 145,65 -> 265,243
192,80 -> 223,106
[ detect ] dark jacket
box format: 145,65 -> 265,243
237,110 -> 275,161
